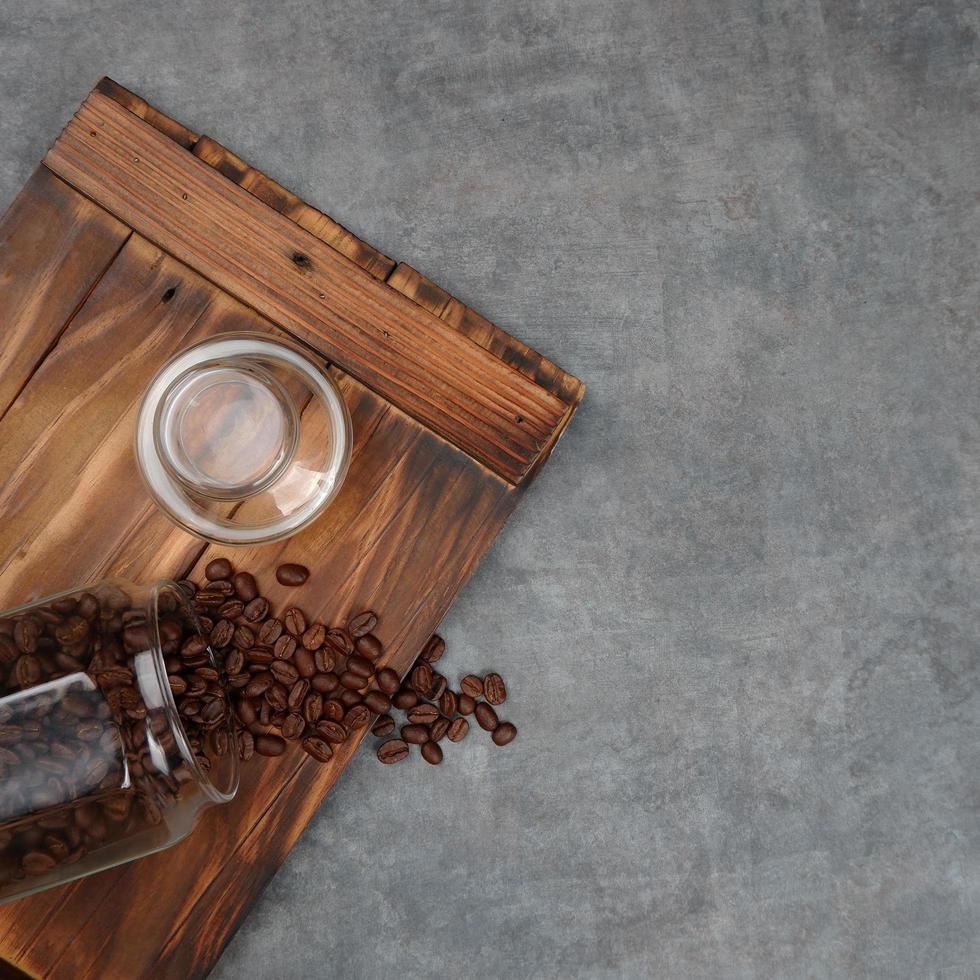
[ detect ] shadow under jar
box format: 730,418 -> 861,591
0,580 -> 238,904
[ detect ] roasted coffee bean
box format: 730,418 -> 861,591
287,679 -> 310,711
258,618 -> 283,645
316,720 -> 347,744
273,636 -> 297,660
243,597 -> 269,622
169,675 -> 188,696
224,649 -> 245,675
210,620 -> 234,648
314,648 -> 335,673
259,699 -> 273,727
439,690 -> 458,716
344,705 -> 370,731
239,730 -> 255,760
475,702 -> 499,732
14,619 -> 40,654
354,633 -> 382,661
421,634 -> 445,664
13,655 -> 41,688
301,623 -> 326,651
492,722 -> 517,746
293,647 -> 316,678
283,608 -> 306,637
348,610 -> 377,638
218,599 -> 245,621
410,663 -> 433,695
232,625 -> 254,650
236,699 -> 258,726
78,592 -> 101,620
340,689 -> 363,708
302,692 -> 323,725
392,689 -> 419,710
377,739 -> 409,764
372,714 -> 395,737
457,693 -> 476,715
22,850 -> 57,875
270,661 -> 298,686
0,636 -> 18,666
376,668 -> 400,695
447,718 -> 469,742
232,572 -> 259,602
408,704 -> 439,725
205,557 -> 233,581
321,699 -> 344,722
420,741 -> 443,766
302,737 -> 333,762
281,713 -> 305,740
254,734 -> 286,757
401,724 -> 429,745
483,673 -> 506,705
265,684 -> 289,712
181,635 -> 210,660
340,670 -> 366,690
363,690 -> 391,715
194,589 -> 226,609
429,716 -> 451,742
460,675 -> 483,699
244,672 -> 275,698
325,629 -> 353,656
428,674 -> 448,701
311,672 -> 340,694
347,654 -> 374,679
247,649 -> 274,665
276,563 -> 310,586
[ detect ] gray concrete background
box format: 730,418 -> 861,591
2,1 -> 979,977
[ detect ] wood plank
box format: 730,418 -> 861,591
192,136 -> 395,281
0,167 -> 129,419
43,90 -> 569,485
94,77 -> 199,150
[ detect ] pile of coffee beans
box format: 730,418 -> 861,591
0,584 -> 231,884
371,639 -> 517,766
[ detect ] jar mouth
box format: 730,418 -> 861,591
149,581 -> 239,805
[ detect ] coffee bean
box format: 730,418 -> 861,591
376,668 -> 400,695
401,724 -> 429,745
273,636 -> 297,660
302,692 -> 323,725
363,690 -> 391,715
354,633 -> 382,661
169,675 -> 188,696
13,619 -> 39,654
217,599 -> 244,621
22,850 -> 57,875
314,648 -> 335,673
348,610 -> 377,638
429,717 -> 450,742
325,628 -> 353,656
293,648 -> 316,678
421,635 -> 445,664
210,620 -> 234,648
239,730 -> 255,760
258,619 -> 283,645
316,720 -> 347,744
410,663 -> 433,695
427,674 -> 448,701
344,705 -> 370,730
321,700 -> 344,722
232,625 -> 255,650
276,564 -> 309,587
254,734 -> 286,757
232,572 -> 258,602
392,689 -> 419,710
283,608 -> 306,637
457,693 -> 476,715
311,672 -> 340,694
302,737 -> 333,762
420,741 -> 443,766
340,671 -> 366,690
247,649 -> 274,666
265,684 -> 289,712
181,635 -> 209,660
492,722 -> 517,746
14,656 -> 41,688
447,718 -> 469,742
347,654 -> 374,680
372,714 -> 395,736
377,739 -> 409,764
245,672 -> 275,698
243,597 -> 269,622
460,675 -> 483,699
301,623 -> 326,651
408,704 -> 439,725
475,702 -> 499,732
205,557 -> 233,581
224,649 -> 245,675
439,690 -> 458,716
281,714 -> 305,740
483,673 -> 506,705
270,661 -> 299,686
287,679 -> 310,711
236,700 -> 258,726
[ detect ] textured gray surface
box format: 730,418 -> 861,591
2,1 -> 980,977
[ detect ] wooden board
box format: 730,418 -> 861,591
0,79 -> 583,979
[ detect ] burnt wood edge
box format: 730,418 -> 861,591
90,77 -> 584,424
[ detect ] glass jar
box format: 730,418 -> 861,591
0,580 -> 238,904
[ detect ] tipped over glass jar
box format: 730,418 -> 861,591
0,580 -> 237,904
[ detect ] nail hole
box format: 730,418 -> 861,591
516,415 -> 525,424
89,130 -> 97,137
133,156 -> 139,163
319,293 -> 325,299
292,252 -> 312,270
382,330 -> 390,339
162,287 -> 177,303
181,192 -> 188,201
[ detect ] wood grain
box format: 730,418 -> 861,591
0,167 -> 129,419
43,90 -> 568,484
